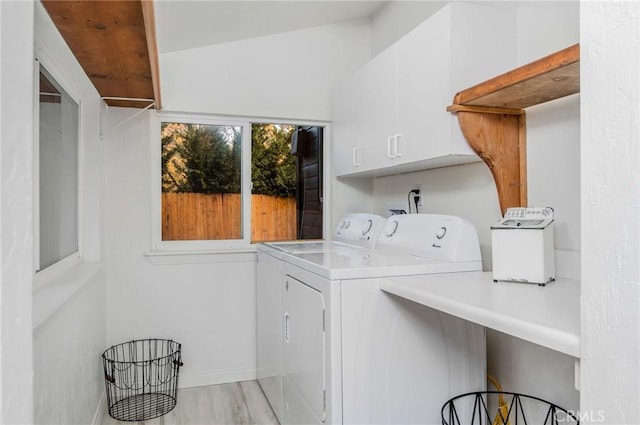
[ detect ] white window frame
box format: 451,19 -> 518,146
33,50 -> 83,279
150,112 -> 252,251
150,112 -> 331,254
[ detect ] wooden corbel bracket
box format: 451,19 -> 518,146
447,105 -> 526,215
447,43 -> 580,215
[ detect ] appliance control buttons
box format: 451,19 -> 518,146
384,220 -> 399,237
436,227 -> 447,239
361,219 -> 373,235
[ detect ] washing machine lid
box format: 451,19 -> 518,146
258,239 -> 372,258
259,240 -> 331,254
282,247 -> 482,280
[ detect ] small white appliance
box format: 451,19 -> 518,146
491,207 -> 555,285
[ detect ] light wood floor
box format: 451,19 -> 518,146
101,380 -> 279,425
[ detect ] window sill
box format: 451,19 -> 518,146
33,260 -> 104,333
144,247 -> 257,265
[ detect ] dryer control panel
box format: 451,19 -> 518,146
335,213 -> 386,247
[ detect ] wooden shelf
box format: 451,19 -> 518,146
42,0 -> 162,109
451,44 -> 579,110
447,44 -> 580,214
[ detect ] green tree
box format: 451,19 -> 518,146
162,123 -> 241,194
162,122 -> 296,197
251,124 -> 296,197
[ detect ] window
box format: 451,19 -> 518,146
152,114 -> 324,251
161,121 -> 244,241
251,124 -> 324,242
35,65 -> 80,271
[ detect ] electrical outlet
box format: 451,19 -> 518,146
417,184 -> 424,206
411,185 -> 423,207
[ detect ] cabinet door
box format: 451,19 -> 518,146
396,5 -> 452,163
332,45 -> 397,176
358,45 -> 398,171
396,3 -> 515,166
283,276 -> 326,425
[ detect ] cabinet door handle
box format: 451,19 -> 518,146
284,312 -> 290,343
352,147 -> 362,166
387,136 -> 396,159
393,133 -> 403,157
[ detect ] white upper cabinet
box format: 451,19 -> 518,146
332,3 -> 516,178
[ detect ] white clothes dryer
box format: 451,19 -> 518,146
256,213 -> 387,422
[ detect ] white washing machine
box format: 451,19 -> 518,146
279,214 -> 487,425
256,213 -> 387,422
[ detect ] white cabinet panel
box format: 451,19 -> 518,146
341,279 -> 486,425
256,252 -> 284,422
333,73 -> 364,176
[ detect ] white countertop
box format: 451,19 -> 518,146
380,271 -> 580,357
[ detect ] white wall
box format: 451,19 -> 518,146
104,19 -> 375,388
580,2 -> 640,423
34,272 -> 106,425
160,19 -> 371,121
521,1 -> 581,263
31,3 -> 107,424
370,1 -> 446,56
515,1 -> 580,65
0,1 -> 35,423
105,108 -> 259,388
364,0 -> 581,412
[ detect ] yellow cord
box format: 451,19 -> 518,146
487,374 -> 510,425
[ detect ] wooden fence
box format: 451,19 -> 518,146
162,192 -> 296,242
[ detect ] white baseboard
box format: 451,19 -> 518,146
178,366 -> 257,389
91,392 -> 106,425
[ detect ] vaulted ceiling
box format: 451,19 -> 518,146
153,1 -> 385,54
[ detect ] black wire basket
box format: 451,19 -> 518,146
102,339 -> 183,421
442,391 -> 579,425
